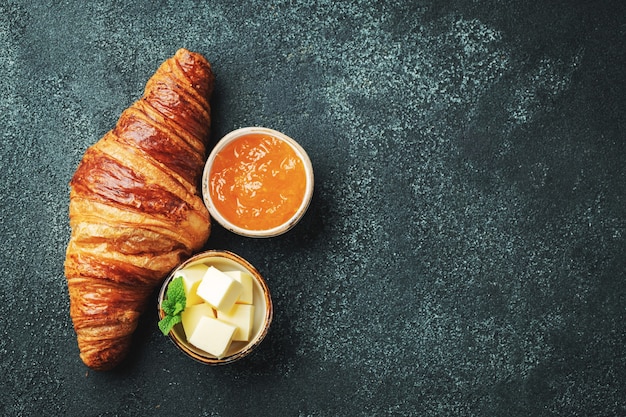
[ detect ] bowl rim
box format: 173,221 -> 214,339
157,250 -> 273,365
202,126 -> 314,238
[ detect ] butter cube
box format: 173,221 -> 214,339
181,303 -> 215,338
196,266 -> 243,312
224,270 -> 254,305
175,263 -> 209,306
188,316 -> 236,358
217,304 -> 255,342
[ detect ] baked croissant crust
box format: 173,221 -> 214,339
64,48 -> 215,370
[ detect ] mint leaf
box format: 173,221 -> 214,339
172,300 -> 185,316
161,298 -> 175,315
166,276 -> 186,307
158,314 -> 182,336
161,297 -> 185,316
158,276 -> 187,336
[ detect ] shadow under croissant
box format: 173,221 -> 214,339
97,289 -> 162,375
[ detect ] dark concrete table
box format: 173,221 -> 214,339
1,1 -> 625,415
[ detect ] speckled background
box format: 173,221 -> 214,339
1,1 -> 625,416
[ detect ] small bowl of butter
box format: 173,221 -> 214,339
202,127 -> 314,238
157,250 -> 273,364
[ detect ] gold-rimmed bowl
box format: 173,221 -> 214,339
157,250 -> 273,365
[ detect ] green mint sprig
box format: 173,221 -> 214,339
158,276 -> 186,335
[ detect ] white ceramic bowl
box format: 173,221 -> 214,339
157,250 -> 272,365
202,127 -> 314,238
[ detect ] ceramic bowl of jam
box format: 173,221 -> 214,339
202,127 -> 314,238
157,250 -> 273,365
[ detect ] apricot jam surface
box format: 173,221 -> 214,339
209,133 -> 307,230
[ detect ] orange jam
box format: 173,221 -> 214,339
209,133 -> 307,231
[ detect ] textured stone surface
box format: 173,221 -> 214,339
1,0 -> 625,415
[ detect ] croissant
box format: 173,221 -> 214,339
64,48 -> 215,370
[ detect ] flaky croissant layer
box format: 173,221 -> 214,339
64,48 -> 215,370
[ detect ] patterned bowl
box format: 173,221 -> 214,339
157,250 -> 272,364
